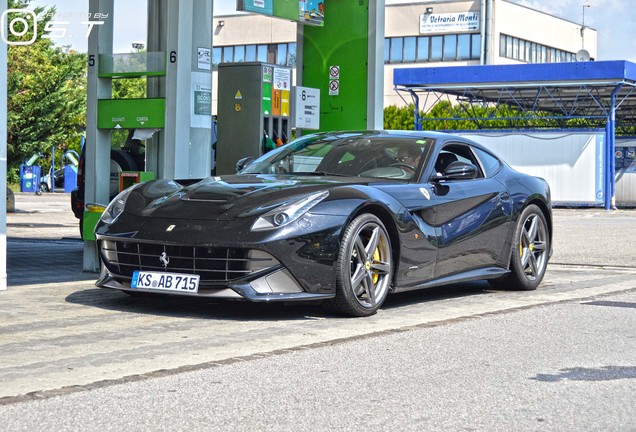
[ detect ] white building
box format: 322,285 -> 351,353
211,0 -> 597,113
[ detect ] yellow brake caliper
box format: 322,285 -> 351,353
520,237 -> 534,259
372,247 -> 380,284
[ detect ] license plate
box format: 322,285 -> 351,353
131,271 -> 200,293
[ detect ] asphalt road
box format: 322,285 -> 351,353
1,192 -> 635,431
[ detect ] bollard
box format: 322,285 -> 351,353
6,188 -> 15,213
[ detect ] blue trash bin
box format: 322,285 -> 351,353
19,164 -> 42,193
63,164 -> 78,192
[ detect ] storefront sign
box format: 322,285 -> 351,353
420,12 -> 480,34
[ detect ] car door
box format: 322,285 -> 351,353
427,142 -> 513,279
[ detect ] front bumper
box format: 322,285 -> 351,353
95,212 -> 345,301
96,263 -> 334,302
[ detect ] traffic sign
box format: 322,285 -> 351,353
329,65 -> 340,79
329,80 -> 339,96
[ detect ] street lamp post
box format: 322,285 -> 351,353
581,1 -> 591,49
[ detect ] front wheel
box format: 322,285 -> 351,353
324,214 -> 393,317
490,204 -> 550,291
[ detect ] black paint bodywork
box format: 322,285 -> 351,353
95,130 -> 552,302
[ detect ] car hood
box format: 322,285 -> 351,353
130,174 -> 376,220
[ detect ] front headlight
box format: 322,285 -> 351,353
251,190 -> 329,232
100,187 -> 134,224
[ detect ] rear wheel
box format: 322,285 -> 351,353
324,214 -> 393,317
490,204 -> 549,291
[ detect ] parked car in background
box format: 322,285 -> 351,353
71,131 -> 146,235
39,167 -> 65,193
94,130 -> 552,317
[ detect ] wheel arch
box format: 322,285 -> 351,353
348,203 -> 402,284
526,196 -> 553,247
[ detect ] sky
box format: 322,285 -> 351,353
29,0 -> 636,62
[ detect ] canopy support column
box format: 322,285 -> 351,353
409,90 -> 422,131
606,84 -> 622,210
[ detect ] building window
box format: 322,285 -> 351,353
390,37 -> 403,63
457,34 -> 471,60
223,46 -> 234,63
500,33 -> 577,64
212,43 -> 297,68
385,34 -> 480,63
417,36 -> 429,61
212,47 -> 222,67
540,45 -> 547,63
257,45 -> 267,63
287,42 -> 297,67
471,34 -> 481,59
443,34 -> 457,61
234,45 -> 245,63
403,36 -> 416,62
245,45 -> 256,62
430,36 -> 443,61
215,34 -> 486,69
277,43 -> 287,65
506,35 -> 513,58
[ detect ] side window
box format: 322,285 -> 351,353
433,143 -> 484,179
472,147 -> 502,178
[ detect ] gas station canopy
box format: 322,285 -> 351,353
393,60 -> 636,127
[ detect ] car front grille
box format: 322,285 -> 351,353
99,240 -> 278,285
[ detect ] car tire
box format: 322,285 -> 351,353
39,182 -> 49,193
110,150 -> 138,198
489,204 -> 550,291
324,213 -> 393,317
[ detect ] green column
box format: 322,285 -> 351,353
302,0 -> 384,131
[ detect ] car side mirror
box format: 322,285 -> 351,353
433,161 -> 479,181
236,156 -> 255,173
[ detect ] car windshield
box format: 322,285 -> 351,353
240,133 -> 435,181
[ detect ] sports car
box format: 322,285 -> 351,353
95,130 -> 552,317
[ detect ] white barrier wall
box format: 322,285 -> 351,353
460,132 -> 605,206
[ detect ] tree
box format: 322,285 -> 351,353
384,105 -> 416,130
6,0 -> 87,182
